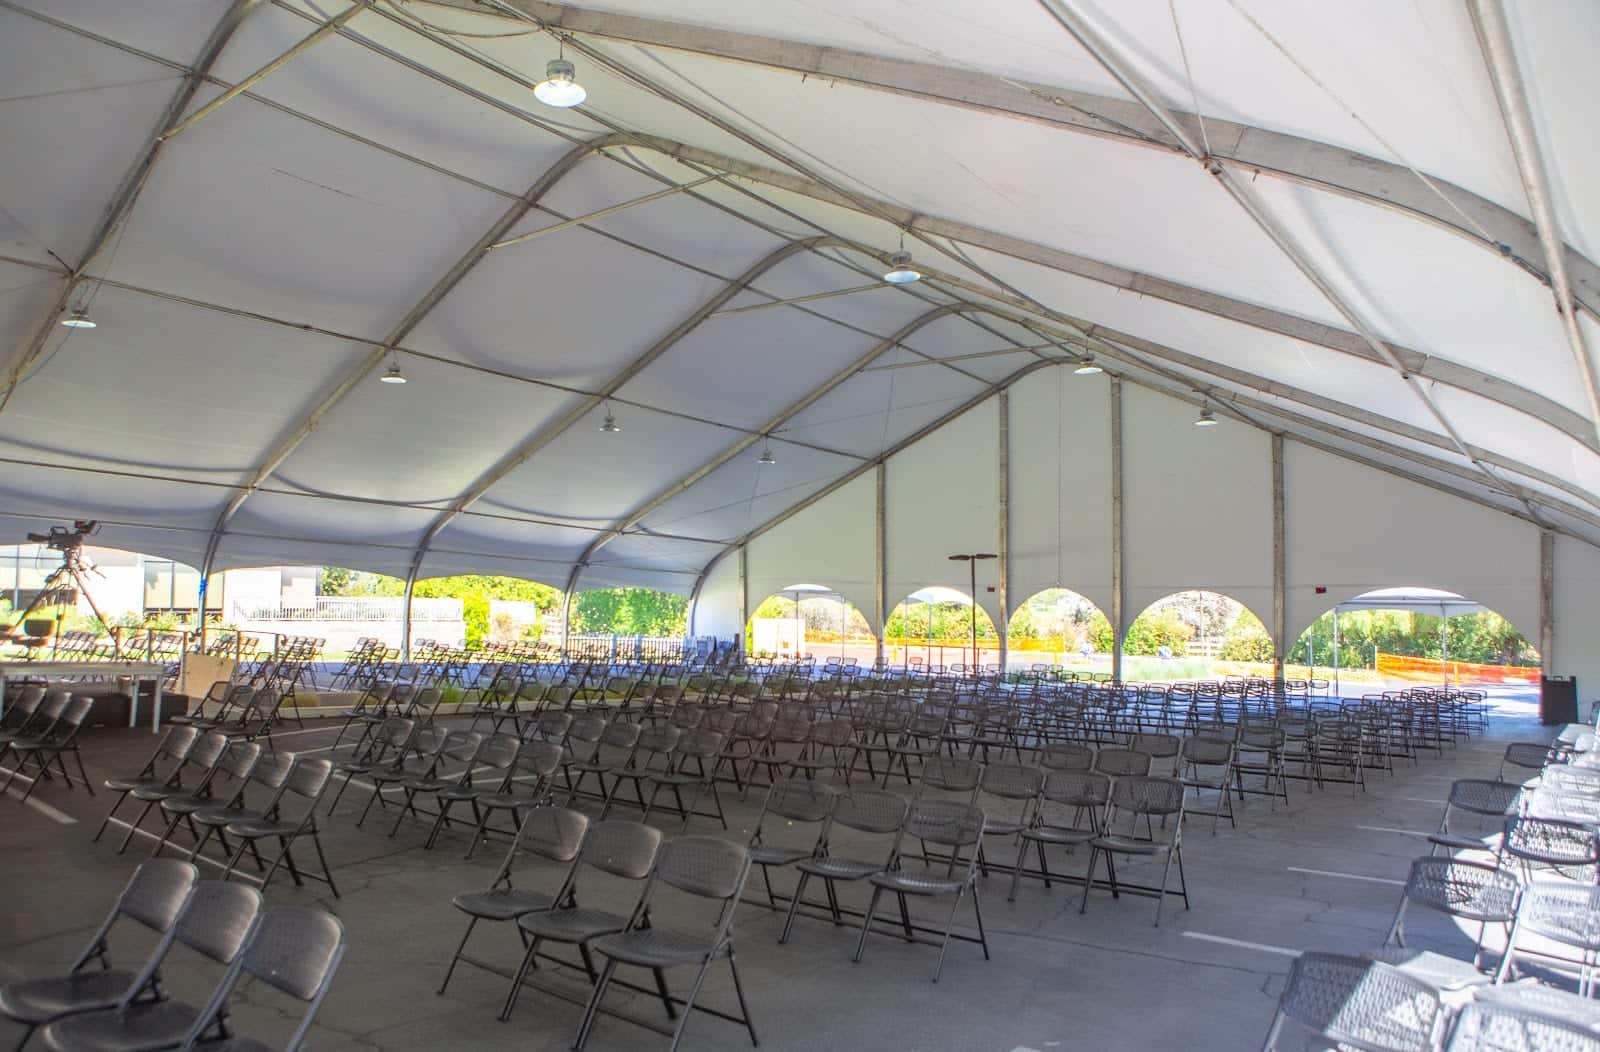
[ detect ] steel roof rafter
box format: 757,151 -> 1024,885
437,0 -> 1600,320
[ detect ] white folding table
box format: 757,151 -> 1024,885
0,661 -> 171,732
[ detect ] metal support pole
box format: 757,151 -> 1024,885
400,574 -> 415,662
998,388 -> 1011,675
1332,606 -> 1341,696
738,545 -> 749,660
559,589 -> 573,660
1110,378 -> 1124,682
1272,434 -> 1286,688
1540,530 -> 1555,674
1441,606 -> 1450,690
875,463 -> 887,668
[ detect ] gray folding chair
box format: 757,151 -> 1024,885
1179,735 -> 1237,833
780,787 -> 910,944
439,806 -> 590,996
424,732 -> 519,850
0,860 -> 197,1048
387,729 -> 484,838
1499,742 -> 1558,783
1430,779 -> 1521,856
746,779 -> 837,911
2,695 -> 96,802
1499,814 -> 1600,883
1371,856 -> 1520,990
644,729 -> 728,831
1008,769 -> 1111,902
219,756 -> 339,897
575,837 -> 759,1052
1078,775 -> 1189,926
1259,951 -> 1443,1052
113,733 -> 232,855
501,820 -> 663,1022
853,799 -> 990,982
463,739 -> 564,859
326,716 -> 416,824
148,740 -> 263,859
36,881 -> 264,1052
95,726 -> 202,844
175,907 -> 344,1052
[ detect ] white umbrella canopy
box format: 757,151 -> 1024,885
0,0 -> 1594,597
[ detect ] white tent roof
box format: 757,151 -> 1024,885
0,0 -> 1595,595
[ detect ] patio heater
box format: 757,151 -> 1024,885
948,553 -> 997,674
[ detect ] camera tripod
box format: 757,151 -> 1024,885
9,540 -> 121,658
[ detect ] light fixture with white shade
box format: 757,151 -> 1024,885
882,250 -> 921,285
1194,405 -> 1218,427
756,439 -> 776,465
598,405 -> 621,433
1072,354 -> 1102,375
60,309 -> 96,329
380,359 -> 407,384
534,53 -> 586,108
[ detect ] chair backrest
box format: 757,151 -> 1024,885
1395,857 -> 1520,925
920,756 -> 983,795
71,859 -> 200,972
509,739 -> 564,783
572,819 -> 663,881
632,724 -> 682,771
655,835 -> 750,900
430,730 -> 484,775
169,881 -> 265,966
508,806 -> 590,868
474,733 -> 522,774
257,755 -> 335,821
529,710 -> 572,743
1130,733 -> 1181,759
27,690 -> 71,733
1181,736 -> 1235,766
830,786 -> 911,835
1443,778 -> 1521,819
1041,768 -> 1113,808
1503,742 -> 1555,771
1512,882 -> 1600,952
1272,952 -> 1442,1052
591,719 -> 642,766
759,778 -> 838,826
144,725 -> 202,775
1502,814 -> 1600,866
1040,743 -> 1095,771
1093,748 -> 1153,777
980,763 -> 1045,801
1444,1001 -> 1600,1052
902,799 -> 985,850
1109,776 -> 1185,818
2,685 -> 45,727
179,907 -> 345,1052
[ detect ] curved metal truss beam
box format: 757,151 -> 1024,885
443,0 -> 1600,320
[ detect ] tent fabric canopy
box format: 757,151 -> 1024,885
0,0 -> 1595,595
1337,588 -> 1488,616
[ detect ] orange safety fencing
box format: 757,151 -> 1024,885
1374,651 -> 1539,684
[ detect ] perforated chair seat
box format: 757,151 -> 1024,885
452,888 -> 556,921
590,927 -> 724,968
475,789 -> 545,810
103,777 -> 174,795
436,784 -> 483,802
982,818 -> 1026,837
794,856 -> 881,880
868,870 -> 966,896
749,844 -> 813,867
1088,834 -> 1165,856
0,971 -> 137,1024
516,906 -> 630,943
1021,825 -> 1097,846
225,816 -> 305,839
39,997 -> 204,1052
1363,948 -> 1491,991
190,804 -> 268,829
1427,832 -> 1498,852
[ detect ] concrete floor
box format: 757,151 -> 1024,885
0,704 -> 1555,1051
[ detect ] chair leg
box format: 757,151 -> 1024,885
1155,849 -> 1177,928
667,958 -> 716,1052
852,885 -> 884,964
500,935 -> 543,1022
1007,837 -> 1028,902
727,950 -> 759,1048
779,872 -> 811,944
932,888 -> 968,982
1078,847 -> 1100,914
438,917 -> 478,995
971,883 -> 990,961
572,958 -> 620,1051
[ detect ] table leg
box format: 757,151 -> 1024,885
152,678 -> 162,734
128,679 -> 140,729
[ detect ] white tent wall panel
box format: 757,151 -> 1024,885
1006,367 -> 1114,619
745,470 -> 876,625
1282,442 -> 1540,643
1552,535 -> 1600,704
690,547 -> 743,640
886,395 -> 1002,629
1121,385 -> 1274,632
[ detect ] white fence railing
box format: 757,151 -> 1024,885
229,596 -> 462,623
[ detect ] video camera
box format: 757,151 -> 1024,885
26,519 -> 100,553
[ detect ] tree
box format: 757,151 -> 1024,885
318,568 -> 562,646
1219,618 -> 1273,662
570,588 -> 688,637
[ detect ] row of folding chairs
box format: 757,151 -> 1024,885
0,858 -> 344,1050
0,685 -> 96,803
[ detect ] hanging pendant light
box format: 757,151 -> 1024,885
379,358 -> 407,384
882,251 -> 921,285
1194,405 -> 1218,427
598,406 -> 621,433
60,308 -> 96,330
534,41 -> 586,108
1072,354 -> 1103,375
756,439 -> 776,465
